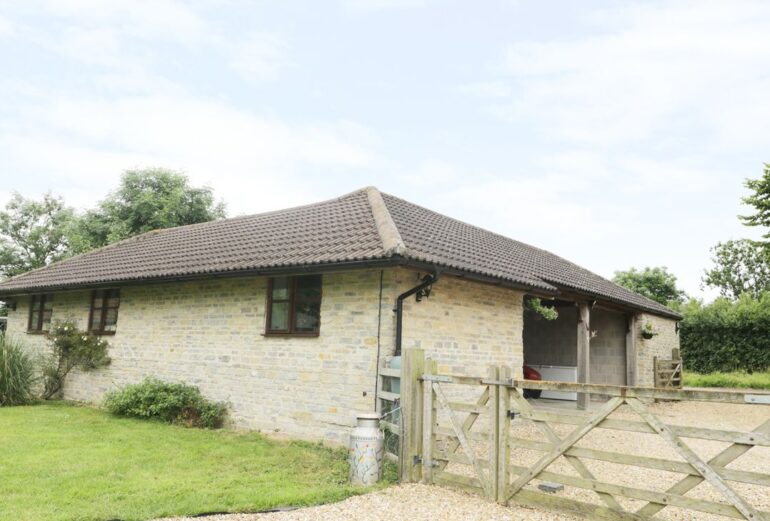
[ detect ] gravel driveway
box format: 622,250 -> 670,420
160,483 -> 580,521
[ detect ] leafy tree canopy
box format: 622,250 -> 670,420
612,266 -> 686,307
0,193 -> 74,278
70,168 -> 226,253
739,163 -> 770,236
702,239 -> 770,300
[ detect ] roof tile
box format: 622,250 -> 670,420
0,187 -> 680,318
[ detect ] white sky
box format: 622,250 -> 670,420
0,0 -> 768,300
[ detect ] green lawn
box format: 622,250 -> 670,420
0,402 -> 382,521
684,370 -> 770,390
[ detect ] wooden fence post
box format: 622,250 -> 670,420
488,366 -> 500,501
577,302 -> 591,410
498,365 -> 511,504
400,348 -> 424,482
422,358 -> 437,484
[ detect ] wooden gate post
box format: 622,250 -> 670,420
498,365 -> 511,504
488,366 -> 500,501
400,348 -> 424,482
421,358 -> 437,484
577,302 -> 591,410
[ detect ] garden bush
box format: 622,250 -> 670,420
679,293 -> 770,373
0,334 -> 35,406
104,377 -> 226,428
41,320 -> 111,399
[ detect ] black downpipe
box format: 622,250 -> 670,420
394,272 -> 439,356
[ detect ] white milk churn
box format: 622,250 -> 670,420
348,412 -> 384,485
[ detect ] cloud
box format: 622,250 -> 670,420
338,0 -> 432,12
455,81 -> 511,99
0,93 -> 380,214
481,0 -> 770,147
12,0 -> 211,46
0,15 -> 14,37
228,33 -> 292,83
393,160 -> 464,189
0,0 -> 381,215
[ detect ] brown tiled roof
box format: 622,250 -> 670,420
381,193 -> 680,319
0,187 -> 680,318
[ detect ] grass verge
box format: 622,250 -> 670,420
0,402 -> 389,521
684,370 -> 770,390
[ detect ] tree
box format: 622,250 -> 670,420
702,239 -> 770,299
612,266 -> 686,306
739,163 -> 770,237
70,168 -> 226,253
0,193 -> 75,278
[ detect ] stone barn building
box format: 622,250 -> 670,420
0,187 -> 681,443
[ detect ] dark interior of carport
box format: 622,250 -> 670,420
522,296 -> 633,402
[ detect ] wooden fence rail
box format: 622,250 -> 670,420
397,349 -> 770,521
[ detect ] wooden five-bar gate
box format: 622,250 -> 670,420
395,349 -> 770,521
654,348 -> 683,389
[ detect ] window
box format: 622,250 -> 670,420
266,275 -> 322,335
28,294 -> 53,333
89,289 -> 120,335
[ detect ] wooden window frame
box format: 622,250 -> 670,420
27,294 -> 53,333
265,275 -> 322,337
88,289 -> 120,336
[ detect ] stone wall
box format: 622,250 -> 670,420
4,268 -> 525,442
397,271 -> 525,378
589,308 -> 628,386
5,290 -> 92,396
634,313 -> 681,388
4,267 -> 678,438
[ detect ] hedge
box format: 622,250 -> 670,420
679,293 -> 770,373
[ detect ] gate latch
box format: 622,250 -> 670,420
507,410 -> 518,420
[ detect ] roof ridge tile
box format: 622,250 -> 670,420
365,186 -> 407,257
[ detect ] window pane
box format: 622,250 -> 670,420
269,301 -> 289,330
41,310 -> 52,330
271,277 -> 289,300
296,275 -> 322,300
92,296 -> 104,309
29,311 -> 40,330
90,313 -> 102,332
294,301 -> 320,332
103,309 -> 119,332
43,294 -> 53,311
106,296 -> 120,308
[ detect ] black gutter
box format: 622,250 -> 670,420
394,271 -> 439,357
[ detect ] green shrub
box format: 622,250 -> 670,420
41,320 -> 111,399
679,293 -> 770,373
0,335 -> 35,406
104,377 -> 226,428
